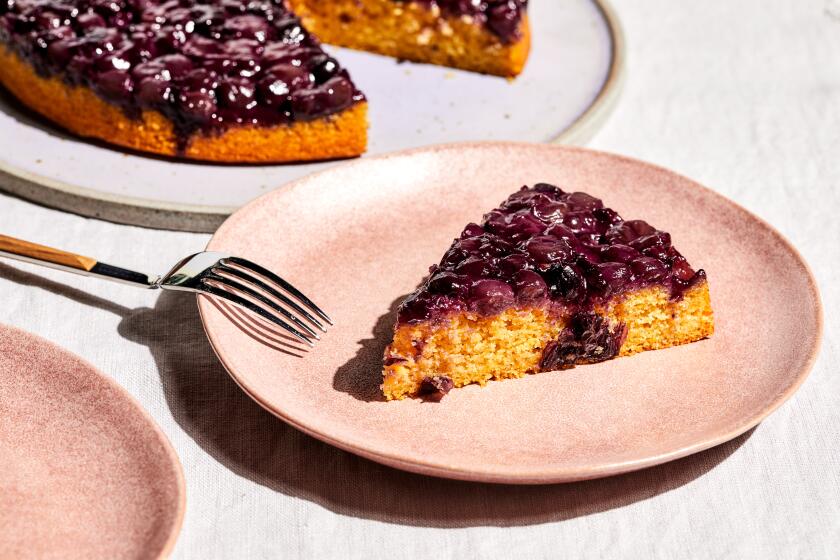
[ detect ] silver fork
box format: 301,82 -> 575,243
0,234 -> 330,346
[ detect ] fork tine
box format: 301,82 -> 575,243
213,263 -> 326,332
198,283 -> 315,347
204,273 -> 319,339
223,257 -> 333,325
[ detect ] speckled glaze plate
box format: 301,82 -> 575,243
0,0 -> 623,232
199,142 -> 822,484
0,324 -> 185,558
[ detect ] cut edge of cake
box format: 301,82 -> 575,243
383,283 -> 713,401
289,0 -> 531,77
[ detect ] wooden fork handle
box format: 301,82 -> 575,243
0,234 -> 158,287
0,234 -> 98,271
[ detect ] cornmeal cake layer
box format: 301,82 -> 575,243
383,183 -> 715,401
384,284 -> 713,400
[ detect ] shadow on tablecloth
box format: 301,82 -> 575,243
0,263 -> 753,528
124,290 -> 755,528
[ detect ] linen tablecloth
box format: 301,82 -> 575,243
1,1 -> 838,557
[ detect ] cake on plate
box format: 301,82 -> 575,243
0,0 -> 529,162
383,183 -> 714,401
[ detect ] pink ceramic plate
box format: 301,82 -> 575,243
199,143 -> 822,484
0,324 -> 185,558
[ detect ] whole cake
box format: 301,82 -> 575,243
0,0 -> 530,162
383,184 -> 715,401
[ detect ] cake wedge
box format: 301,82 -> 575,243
382,183 -> 714,400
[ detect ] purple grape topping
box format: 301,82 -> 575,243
398,0 -> 528,43
0,0 -> 364,151
419,375 -> 454,400
539,312 -> 627,370
398,183 -> 707,326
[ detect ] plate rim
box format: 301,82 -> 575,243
0,322 -> 187,556
0,0 -> 626,232
198,141 -> 824,484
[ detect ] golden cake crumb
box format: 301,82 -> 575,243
382,284 -> 714,400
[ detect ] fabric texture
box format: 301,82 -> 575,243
1,1 -> 839,558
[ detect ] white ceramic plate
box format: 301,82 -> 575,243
0,0 -> 623,232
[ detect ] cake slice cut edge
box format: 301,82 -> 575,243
384,284 -> 713,401
382,184 -> 715,401
289,0 -> 531,77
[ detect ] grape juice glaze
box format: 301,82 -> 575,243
0,0 -> 365,150
397,184 -> 707,369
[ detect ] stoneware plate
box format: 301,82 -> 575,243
0,0 -> 623,232
198,142 -> 822,484
0,324 -> 186,558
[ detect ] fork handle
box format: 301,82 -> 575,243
0,235 -> 98,271
0,234 -> 159,288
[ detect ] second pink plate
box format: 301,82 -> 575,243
199,143 -> 822,484
0,324 -> 185,558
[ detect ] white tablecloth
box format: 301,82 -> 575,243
2,1 -> 839,558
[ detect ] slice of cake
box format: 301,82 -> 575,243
0,0 -> 367,162
383,184 -> 714,400
288,0 -> 530,77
